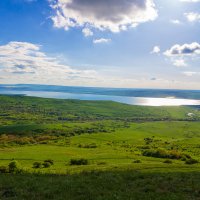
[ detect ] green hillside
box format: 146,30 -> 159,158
0,95 -> 200,200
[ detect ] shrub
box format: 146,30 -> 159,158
0,166 -> 9,173
182,154 -> 191,159
97,161 -> 106,165
163,159 -> 173,164
144,137 -> 153,145
181,156 -> 187,161
133,160 -> 142,163
8,161 -> 21,173
33,162 -> 43,169
70,158 -> 88,166
180,154 -> 191,161
86,143 -> 97,148
43,162 -> 51,168
185,159 -> 198,165
78,143 -> 97,148
142,149 -> 188,160
44,159 -> 54,165
139,146 -> 150,150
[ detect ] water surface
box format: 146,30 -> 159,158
1,90 -> 200,106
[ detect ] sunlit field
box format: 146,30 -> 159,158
0,95 -> 200,199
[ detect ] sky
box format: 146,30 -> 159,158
0,0 -> 200,89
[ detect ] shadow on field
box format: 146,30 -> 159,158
1,170 -> 200,200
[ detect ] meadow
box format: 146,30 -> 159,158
0,95 -> 200,199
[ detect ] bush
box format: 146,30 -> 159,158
133,160 -> 142,163
44,159 -> 54,165
185,159 -> 198,165
78,143 -> 97,148
163,159 -> 173,164
97,161 -> 106,165
33,162 -> 43,169
144,137 -> 153,145
70,158 -> 88,166
0,166 -> 9,173
143,149 -> 188,160
181,156 -> 187,161
139,146 -> 150,150
43,162 -> 51,168
8,161 -> 21,173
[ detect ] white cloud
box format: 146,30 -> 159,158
164,42 -> 200,67
82,28 -> 93,37
182,71 -> 200,76
170,19 -> 181,24
50,0 -> 158,33
173,59 -> 187,67
184,12 -> 200,22
93,38 -> 111,44
180,0 -> 200,2
164,42 -> 200,57
151,46 -> 160,54
0,41 -> 97,81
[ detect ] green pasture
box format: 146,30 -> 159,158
1,121 -> 200,174
0,95 -> 200,199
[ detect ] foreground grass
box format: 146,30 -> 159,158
1,170 -> 200,200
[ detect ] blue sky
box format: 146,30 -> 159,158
0,0 -> 199,89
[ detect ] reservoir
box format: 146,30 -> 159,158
0,90 -> 200,106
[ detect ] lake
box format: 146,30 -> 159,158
0,90 -> 200,106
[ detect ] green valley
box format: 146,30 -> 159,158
0,95 -> 200,200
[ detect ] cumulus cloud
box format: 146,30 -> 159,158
82,28 -> 93,37
50,0 -> 158,33
163,42 -> 200,67
93,38 -> 111,44
151,46 -> 160,54
0,41 -> 97,81
164,42 -> 200,57
184,12 -> 200,22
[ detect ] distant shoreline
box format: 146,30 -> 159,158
0,90 -> 200,107
0,84 -> 200,100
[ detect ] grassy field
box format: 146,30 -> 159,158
1,171 -> 200,200
0,95 -> 200,199
0,95 -> 200,123
1,121 -> 200,173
